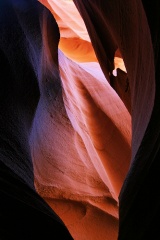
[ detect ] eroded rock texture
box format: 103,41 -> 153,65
0,0 -> 160,239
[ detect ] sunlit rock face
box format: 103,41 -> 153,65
29,0 -> 131,239
39,0 -> 97,63
1,0 -> 159,239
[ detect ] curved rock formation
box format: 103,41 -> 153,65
0,0 -> 160,239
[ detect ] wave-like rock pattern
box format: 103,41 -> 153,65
0,0 -> 159,239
